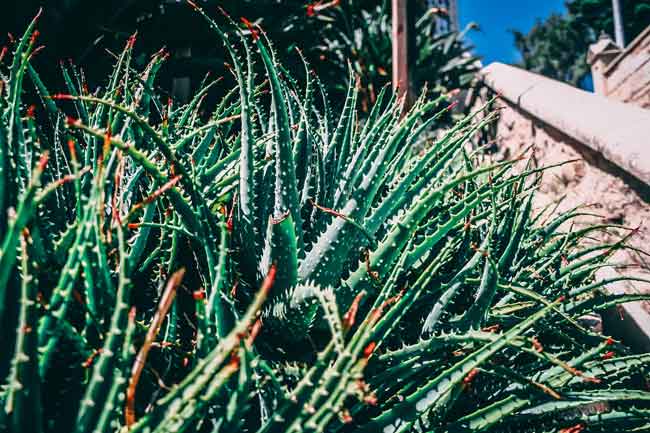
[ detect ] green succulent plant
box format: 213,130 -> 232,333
1,6 -> 650,433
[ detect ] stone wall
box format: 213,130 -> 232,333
476,62 -> 650,350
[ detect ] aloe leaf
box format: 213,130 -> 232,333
0,154 -> 47,327
361,298 -> 562,432
189,4 -> 261,272
253,26 -> 304,253
260,214 -> 298,294
75,226 -> 131,433
4,233 -> 42,433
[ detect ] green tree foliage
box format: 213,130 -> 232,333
512,0 -> 650,87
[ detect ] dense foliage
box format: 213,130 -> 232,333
1,6 -> 650,433
512,0 -> 650,87
298,1 -> 479,111
2,0 -> 477,109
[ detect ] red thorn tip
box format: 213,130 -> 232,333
559,423 -> 585,433
240,17 -> 260,41
82,350 -> 100,368
31,45 -> 45,57
26,105 -> 36,118
446,100 -> 459,111
30,29 -> 40,45
187,0 -> 199,10
67,139 -> 77,160
557,296 -> 565,302
37,152 -> 49,171
51,93 -> 75,100
229,351 -> 241,368
246,319 -> 263,346
606,337 -> 615,345
127,223 -> 141,229
154,48 -> 169,61
343,292 -> 365,330
66,116 -> 77,127
261,264 -> 277,295
363,342 -> 376,358
217,6 -> 231,18
127,33 -> 137,49
193,290 -> 206,301
463,368 -> 480,385
364,394 -> 378,406
306,4 -> 316,16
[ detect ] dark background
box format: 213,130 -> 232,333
1,1 -> 429,100
2,1 -> 244,100
1,0 -> 343,101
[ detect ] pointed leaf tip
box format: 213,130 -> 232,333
262,264 -> 277,296
240,17 -> 260,40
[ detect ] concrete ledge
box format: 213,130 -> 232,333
480,62 -> 650,190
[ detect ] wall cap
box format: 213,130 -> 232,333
480,62 -> 650,188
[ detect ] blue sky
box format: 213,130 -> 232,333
458,0 -> 568,65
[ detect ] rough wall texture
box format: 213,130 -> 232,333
483,99 -> 650,349
603,26 -> 650,109
476,54 -> 650,346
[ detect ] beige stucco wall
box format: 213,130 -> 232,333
485,100 -> 650,349
474,63 -> 650,349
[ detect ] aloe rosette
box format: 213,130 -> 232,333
0,5 -> 649,433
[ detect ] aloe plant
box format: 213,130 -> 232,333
1,6 -> 650,433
